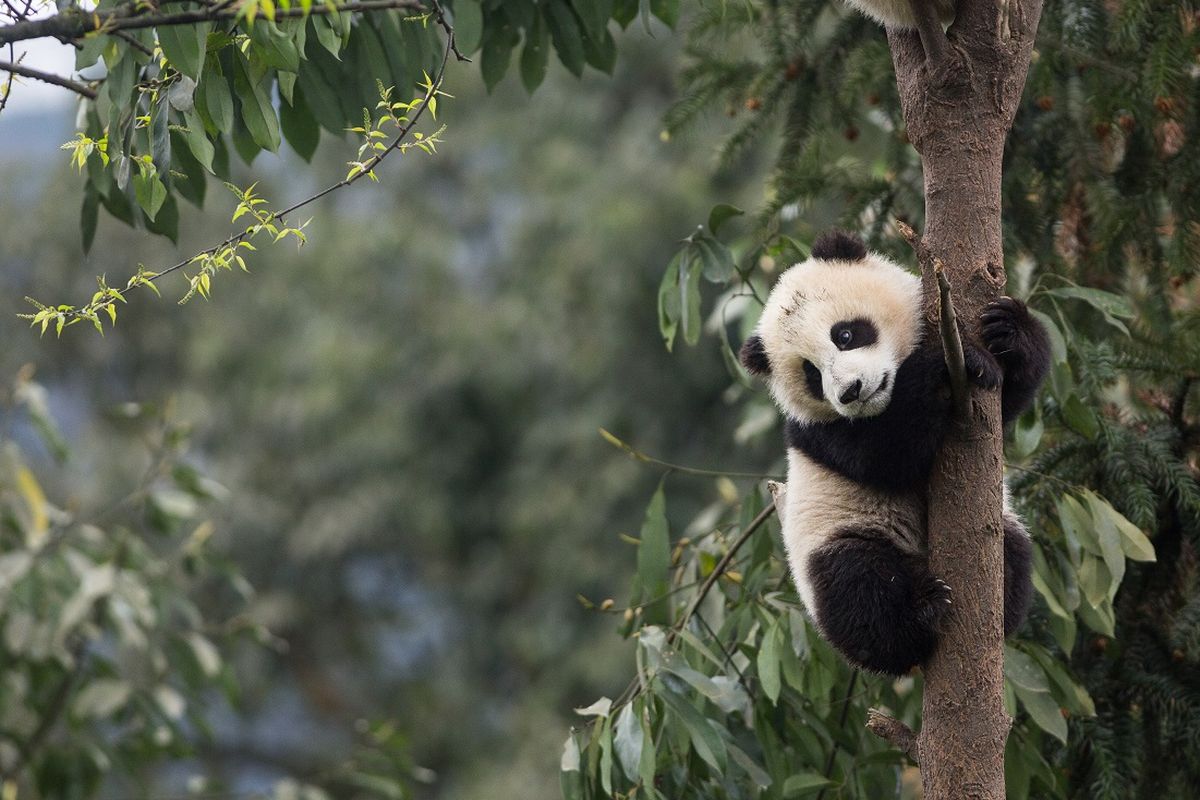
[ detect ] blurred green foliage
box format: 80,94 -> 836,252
0,25 -> 766,798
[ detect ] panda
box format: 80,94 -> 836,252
842,0 -> 954,30
739,230 -> 1050,676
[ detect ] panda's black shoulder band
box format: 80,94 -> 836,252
811,230 -> 867,262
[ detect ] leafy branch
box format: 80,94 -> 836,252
21,2 -> 461,335
0,0 -> 426,46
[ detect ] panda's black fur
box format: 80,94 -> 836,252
741,229 -> 1050,675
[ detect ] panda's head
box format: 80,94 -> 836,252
740,230 -> 922,423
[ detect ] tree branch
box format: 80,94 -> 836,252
934,260 -> 969,418
866,709 -> 920,764
905,0 -> 949,68
0,0 -> 424,46
0,58 -> 95,98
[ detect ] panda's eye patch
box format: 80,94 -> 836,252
830,319 -> 878,351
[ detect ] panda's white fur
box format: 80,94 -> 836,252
741,230 -> 1045,675
843,0 -> 955,30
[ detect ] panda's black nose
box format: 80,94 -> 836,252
839,381 -> 862,404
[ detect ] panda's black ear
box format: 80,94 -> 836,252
811,229 -> 867,262
740,335 -> 771,375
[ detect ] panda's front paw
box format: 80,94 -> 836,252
964,345 -> 1003,390
981,296 -> 1034,362
915,577 -> 953,629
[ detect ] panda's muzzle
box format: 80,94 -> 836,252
838,381 -> 863,404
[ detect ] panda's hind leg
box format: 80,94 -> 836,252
807,532 -> 951,676
1003,514 -> 1034,636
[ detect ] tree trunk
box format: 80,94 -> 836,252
883,0 -> 1043,796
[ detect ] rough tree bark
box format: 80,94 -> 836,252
866,0 -> 1043,797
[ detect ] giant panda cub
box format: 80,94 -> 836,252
739,230 -> 1051,676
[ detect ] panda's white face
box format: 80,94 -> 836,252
748,249 -> 922,424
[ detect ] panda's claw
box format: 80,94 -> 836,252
964,345 -> 1003,390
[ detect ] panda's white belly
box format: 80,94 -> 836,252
781,448 -> 927,621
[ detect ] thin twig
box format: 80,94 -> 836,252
935,260 -> 970,418
600,428 -> 782,481
672,501 -> 776,642
0,43 -> 13,113
866,708 -> 920,763
0,0 -> 424,46
112,29 -> 154,57
0,58 -> 96,99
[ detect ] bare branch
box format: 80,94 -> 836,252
934,260 -> 970,418
0,59 -> 95,99
866,709 -> 920,763
0,0 -> 425,46
895,219 -> 928,265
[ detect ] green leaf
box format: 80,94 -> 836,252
453,0 -> 484,54
73,678 -> 132,719
1013,684 -> 1068,744
637,482 -> 671,625
657,687 -> 727,774
582,26 -> 617,74
598,715 -> 614,796
133,171 -> 168,221
198,59 -> 234,133
1044,285 -> 1134,334
757,619 -> 782,704
680,247 -> 703,345
250,21 -> 300,72
181,107 -> 215,172
151,91 -> 172,177
613,702 -> 643,781
708,203 -> 744,235
1082,490 -> 1127,589
1077,595 -> 1116,636
280,83 -> 320,161
559,735 -> 583,800
1060,393 -> 1100,439
520,11 -> 550,92
158,20 -> 210,80
638,699 -> 656,789
233,52 -> 280,152
546,0 -> 585,77
170,129 -> 208,207
1088,492 -> 1156,562
657,253 -> 681,351
1026,645 -> 1095,716
1004,645 -> 1050,692
693,234 -> 737,283
1011,404 -> 1043,459
782,773 -> 833,797
728,743 -> 772,788
480,18 -> 518,91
